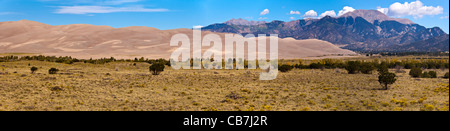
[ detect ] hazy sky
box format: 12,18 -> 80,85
0,0 -> 448,33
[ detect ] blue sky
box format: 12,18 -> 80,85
0,0 -> 449,33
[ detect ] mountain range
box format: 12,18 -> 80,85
202,10 -> 449,52
394,34 -> 449,52
0,20 -> 355,59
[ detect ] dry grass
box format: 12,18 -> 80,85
0,60 -> 448,111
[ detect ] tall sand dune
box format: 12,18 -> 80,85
0,20 -> 357,59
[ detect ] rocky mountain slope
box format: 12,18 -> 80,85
224,18 -> 267,25
202,10 -> 448,52
339,9 -> 414,24
392,34 -> 449,52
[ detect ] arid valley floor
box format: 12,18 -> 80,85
0,59 -> 448,111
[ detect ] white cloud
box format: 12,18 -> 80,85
258,17 -> 268,20
386,0 -> 443,19
102,0 -> 142,5
37,0 -> 59,1
319,10 -> 336,18
290,10 -> 301,15
260,9 -> 269,16
0,12 -> 19,15
303,10 -> 317,18
193,25 -> 203,29
55,6 -> 169,14
377,7 -> 389,15
290,17 -> 296,20
441,16 -> 449,19
337,6 -> 355,16
40,0 -> 142,5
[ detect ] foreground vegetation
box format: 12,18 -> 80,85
0,59 -> 448,111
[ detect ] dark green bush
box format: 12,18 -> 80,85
278,64 -> 294,72
30,66 -> 38,74
421,71 -> 431,78
309,63 -> 324,69
444,72 -> 449,79
48,68 -> 59,74
378,72 -> 397,90
360,62 -> 376,74
409,67 -> 422,78
294,64 -> 305,69
345,61 -> 360,74
149,63 -> 165,75
377,62 -> 389,74
427,71 -> 437,78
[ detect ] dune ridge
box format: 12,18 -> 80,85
0,20 -> 356,59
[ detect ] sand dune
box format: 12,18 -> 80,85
0,20 -> 356,59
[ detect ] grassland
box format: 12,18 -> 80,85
0,60 -> 448,111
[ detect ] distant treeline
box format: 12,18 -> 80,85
361,52 -> 449,56
289,58 -> 449,70
0,55 -> 170,65
0,55 -> 448,70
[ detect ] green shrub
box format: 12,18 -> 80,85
420,71 -> 437,78
30,66 -> 38,74
377,62 -> 389,74
278,64 -> 293,72
294,64 -> 306,69
360,62 -> 376,74
404,63 -> 414,69
421,71 -> 431,78
444,72 -> 449,79
149,63 -> 165,75
345,61 -> 360,74
428,71 -> 437,78
309,63 -> 324,69
378,72 -> 397,90
48,68 -> 59,74
409,67 -> 422,78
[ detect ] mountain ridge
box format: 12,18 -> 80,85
391,34 -> 449,52
339,10 -> 415,24
202,10 -> 447,52
224,18 -> 267,26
